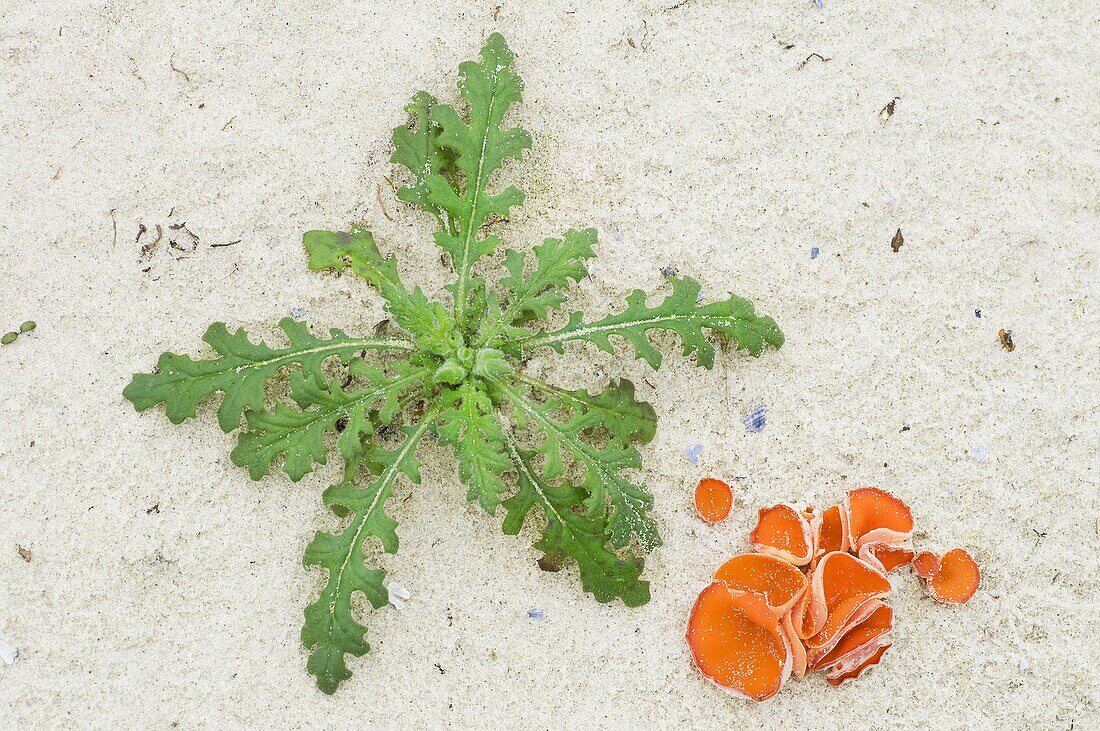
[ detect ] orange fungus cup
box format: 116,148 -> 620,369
694,478 -> 733,524
687,485 -> 980,700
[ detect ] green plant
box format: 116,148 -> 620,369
123,34 -> 783,694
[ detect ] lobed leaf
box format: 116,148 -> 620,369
436,381 -> 510,514
303,226 -> 459,355
427,33 -> 532,327
515,373 -> 656,448
501,430 -> 649,606
497,379 -> 661,551
301,411 -> 436,695
122,318 -> 411,432
519,276 -> 784,369
230,362 -> 429,481
390,91 -> 455,221
476,228 -> 597,347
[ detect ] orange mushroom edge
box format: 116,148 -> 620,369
695,477 -> 733,524
750,504 -> 814,566
846,486 -> 914,550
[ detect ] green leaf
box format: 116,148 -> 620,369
515,373 -> 656,447
497,379 -> 661,551
301,410 -> 436,695
501,430 -> 649,606
519,276 -> 784,369
472,347 -> 511,379
437,381 -> 510,514
390,91 -> 455,221
500,228 -> 597,321
477,228 -> 597,347
230,363 -> 429,481
428,33 -> 532,327
123,318 -> 412,432
303,226 -> 460,355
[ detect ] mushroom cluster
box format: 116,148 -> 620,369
687,486 -> 980,700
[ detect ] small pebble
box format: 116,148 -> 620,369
744,405 -> 766,433
290,307 -> 305,319
0,637 -> 16,665
1017,656 -> 1029,672
971,444 -> 989,463
386,581 -> 411,610
685,444 -> 703,465
527,608 -> 544,620
810,247 -> 820,259
813,0 -> 823,7
19,321 -> 35,333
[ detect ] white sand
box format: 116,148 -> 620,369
2,1 -> 1098,728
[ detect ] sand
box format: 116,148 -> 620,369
1,1 -> 1098,728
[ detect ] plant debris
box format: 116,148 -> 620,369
998,328 -> 1015,351
797,53 -> 830,70
1,322 -> 35,345
17,545 -> 31,562
879,98 -> 899,125
890,228 -> 904,252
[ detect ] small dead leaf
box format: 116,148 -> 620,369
998,328 -> 1015,352
537,553 -> 564,572
17,545 -> 31,562
890,228 -> 904,252
879,98 -> 898,125
797,53 -> 830,70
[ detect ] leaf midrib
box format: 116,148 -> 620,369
453,75 -> 501,328
219,336 -> 413,377
323,408 -> 438,648
502,430 -> 607,569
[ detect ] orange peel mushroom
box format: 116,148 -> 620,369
923,548 -> 981,604
912,550 -> 939,578
694,477 -> 733,524
750,504 -> 814,566
812,504 -> 850,561
713,553 -> 808,616
799,551 -> 891,649
808,600 -> 893,672
781,610 -> 808,679
686,583 -> 791,701
824,643 -> 890,687
845,487 -> 914,550
686,483 -> 979,700
858,542 -> 915,573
